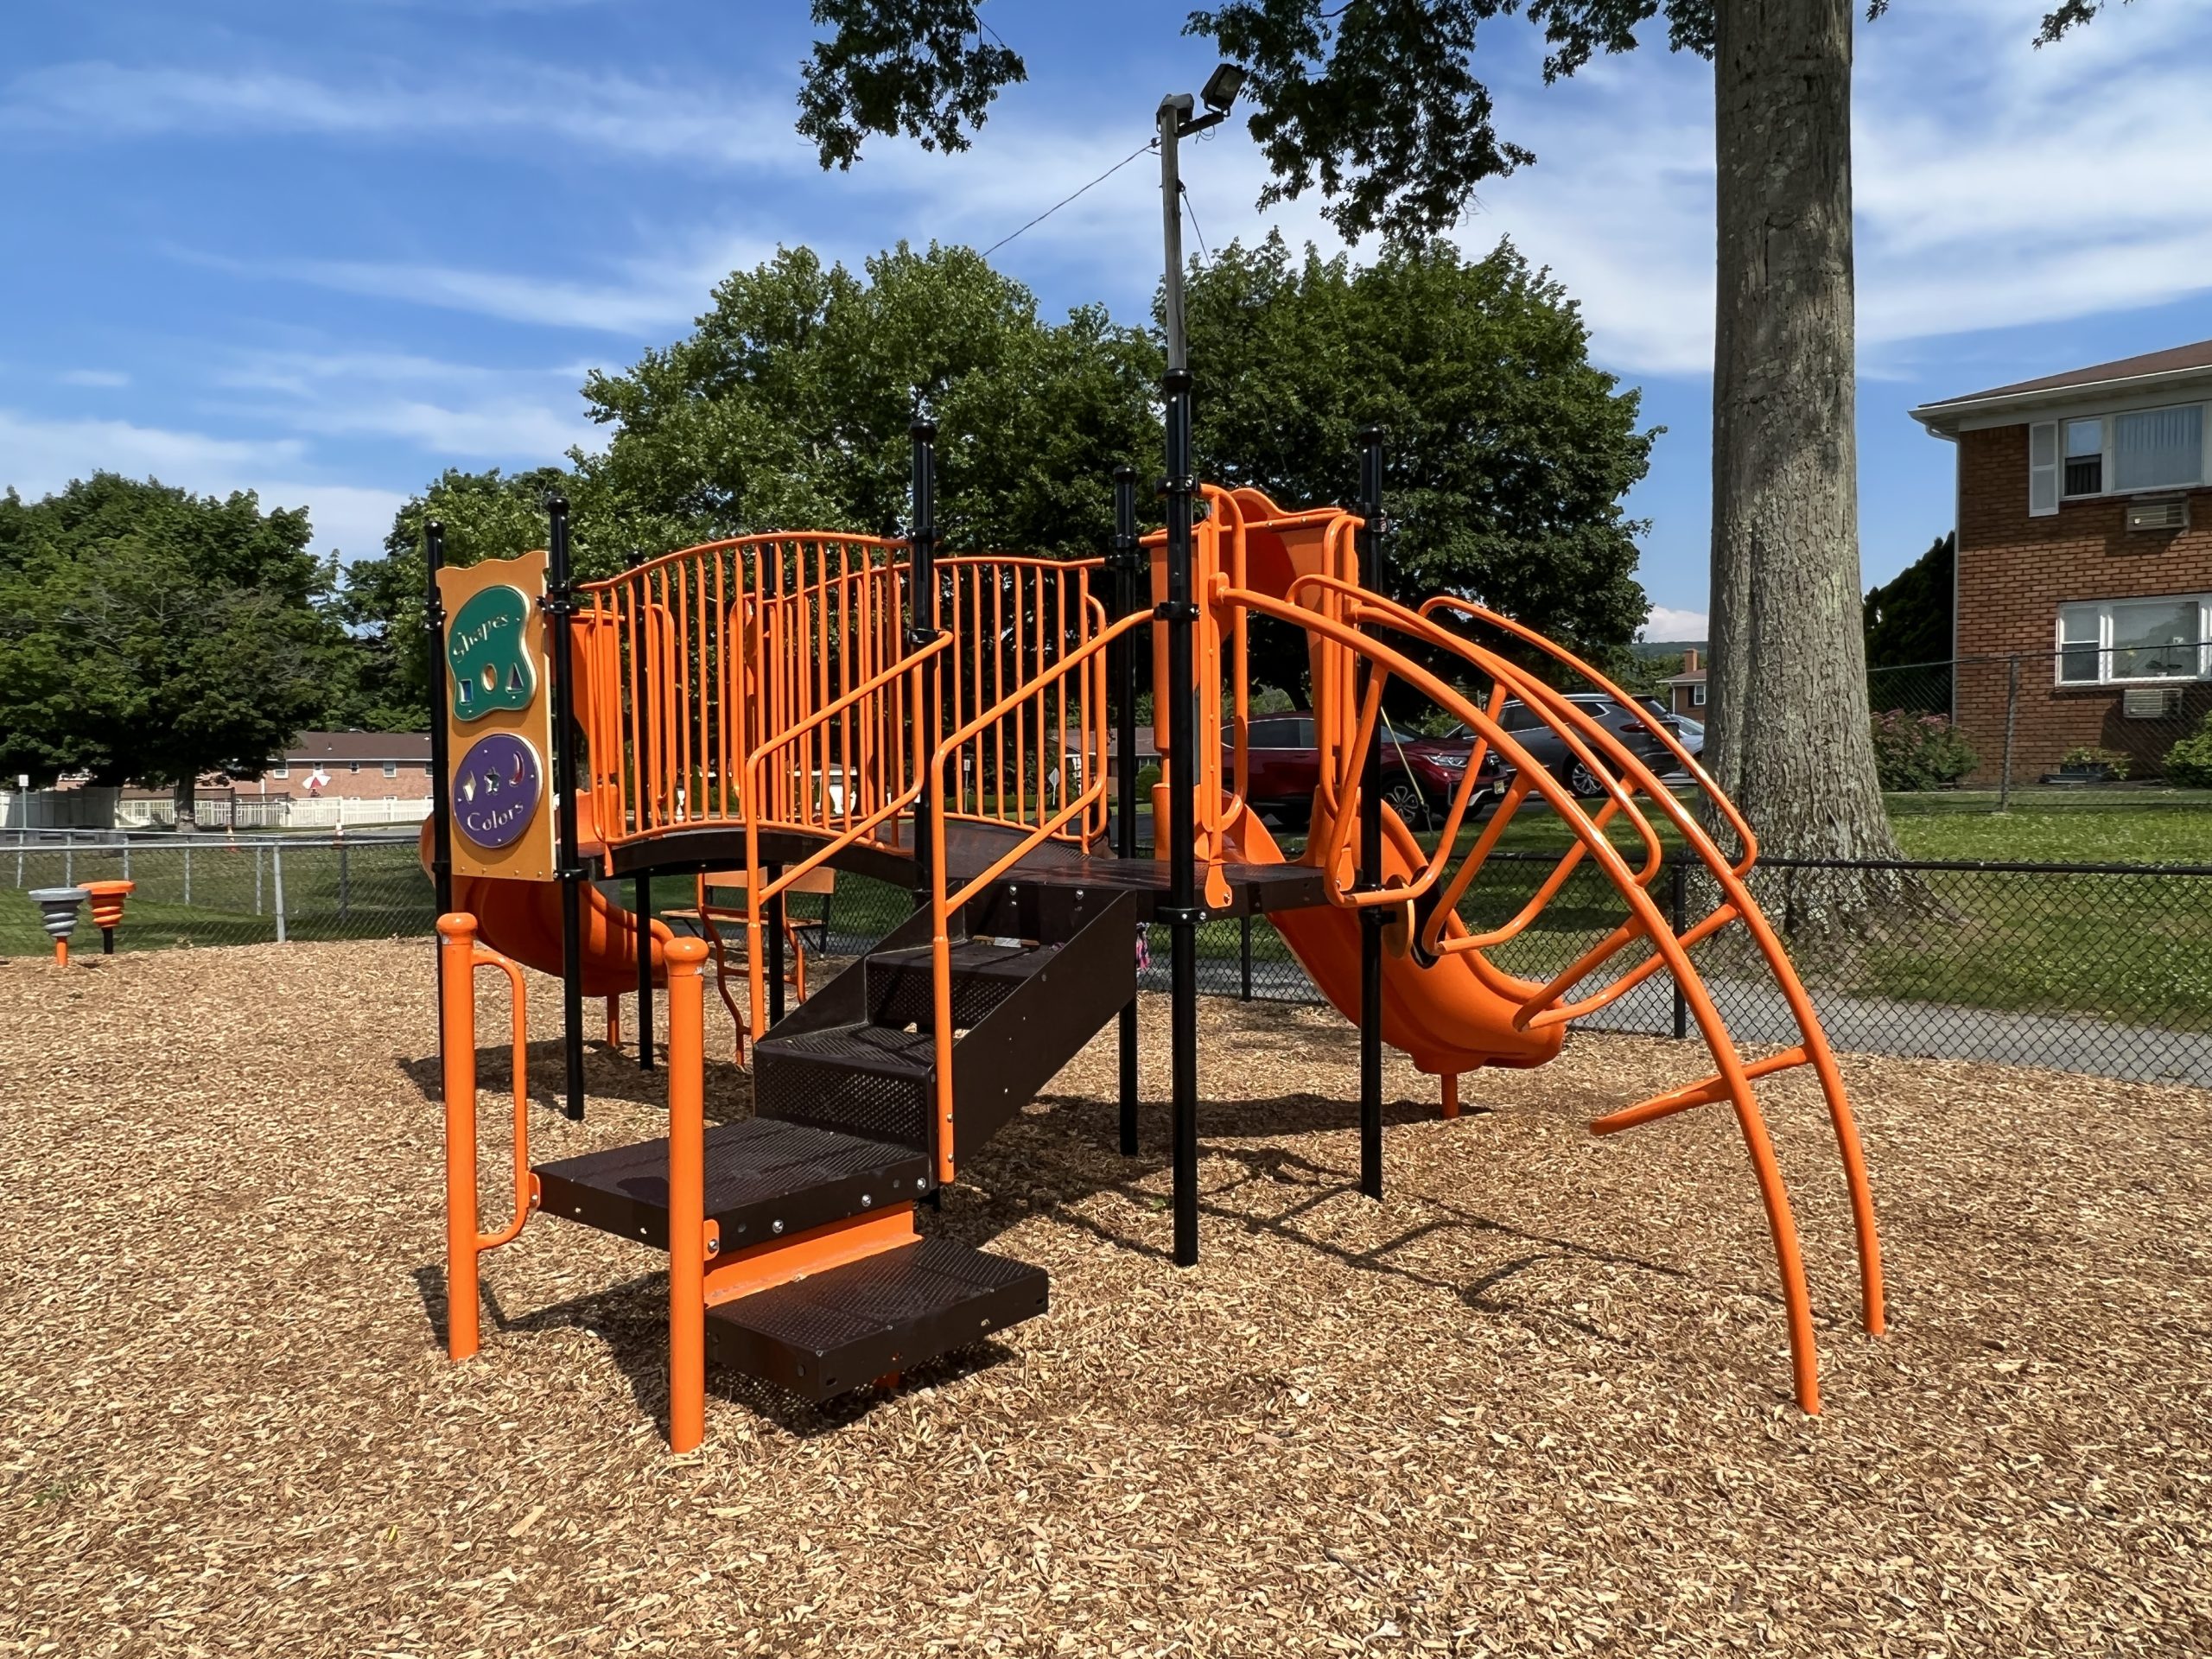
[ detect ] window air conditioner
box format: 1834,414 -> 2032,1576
2126,497 -> 2189,533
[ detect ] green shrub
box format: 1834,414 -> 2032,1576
2058,744 -> 2130,781
1134,762 -> 1161,792
2164,715 -> 2212,788
1872,709 -> 1977,791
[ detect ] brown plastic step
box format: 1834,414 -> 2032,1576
534,1117 -> 929,1252
863,938 -> 1060,1029
704,1236 -> 1048,1402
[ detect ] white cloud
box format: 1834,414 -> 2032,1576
1643,606 -> 1708,643
0,409 -> 405,560
59,368 -> 131,389
210,346 -> 601,460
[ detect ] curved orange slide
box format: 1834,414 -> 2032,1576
1222,496 -> 1563,1078
417,800 -> 672,997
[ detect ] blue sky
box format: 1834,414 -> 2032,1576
5,0 -> 2209,641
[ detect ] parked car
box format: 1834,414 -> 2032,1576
1229,713 -> 1504,831
1433,691 -> 1681,799
1637,696 -> 1703,762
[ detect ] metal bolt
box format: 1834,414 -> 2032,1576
915,1178 -> 927,1191
860,1194 -> 873,1208
772,1218 -> 785,1235
706,1238 -> 720,1256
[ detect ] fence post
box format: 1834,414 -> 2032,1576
1670,859 -> 1688,1041
183,844 -> 192,906
1999,655 -> 2020,812
339,839 -> 352,923
272,843 -> 287,943
1239,912 -> 1253,1001
255,845 -> 264,914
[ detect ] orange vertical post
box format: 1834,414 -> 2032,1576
664,935 -> 710,1453
1440,1073 -> 1460,1121
439,913 -> 483,1362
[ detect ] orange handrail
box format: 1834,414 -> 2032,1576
925,607 -> 1148,1184
663,935 -> 710,1453
437,912 -> 540,1363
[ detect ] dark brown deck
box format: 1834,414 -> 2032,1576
606,814 -> 1329,920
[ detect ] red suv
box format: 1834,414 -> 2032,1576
1230,713 -> 1503,831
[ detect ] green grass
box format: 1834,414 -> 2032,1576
1884,799 -> 2212,864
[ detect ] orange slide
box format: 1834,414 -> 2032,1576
417,801 -> 671,997
1221,494 -> 1562,1078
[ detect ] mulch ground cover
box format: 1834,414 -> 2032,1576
3,938 -> 2208,1656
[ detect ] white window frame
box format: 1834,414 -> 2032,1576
381,761 -> 398,779
2054,594 -> 2212,686
2033,400 -> 2210,510
270,765 -> 289,779
1691,683 -> 1707,708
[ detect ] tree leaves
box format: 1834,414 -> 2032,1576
798,0 -> 1027,169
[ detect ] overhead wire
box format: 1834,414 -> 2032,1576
981,137 -> 1159,258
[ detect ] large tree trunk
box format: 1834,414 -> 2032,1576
171,774 -> 200,833
1707,0 -> 1904,929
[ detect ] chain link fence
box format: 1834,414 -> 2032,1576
1868,648 -> 2212,803
14,831 -> 2208,1088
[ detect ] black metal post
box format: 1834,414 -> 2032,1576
1162,367 -> 1200,1267
1357,428 -> 1385,1200
1240,912 -> 1253,1001
547,498 -> 587,1121
339,840 -> 351,922
909,421 -> 940,912
625,549 -> 654,1071
425,520 -> 454,1066
766,865 -> 787,1027
1670,858 -> 1689,1040
1112,464 -> 1141,1156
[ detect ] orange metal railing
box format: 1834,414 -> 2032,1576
437,912 -> 539,1363
924,606 -> 1148,1184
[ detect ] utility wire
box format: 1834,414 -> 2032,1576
1179,180 -> 1211,263
982,137 -> 1158,258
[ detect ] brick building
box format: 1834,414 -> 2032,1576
1911,340 -> 2212,780
237,730 -> 435,802
1661,647 -> 1707,721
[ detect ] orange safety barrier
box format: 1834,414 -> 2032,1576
437,913 -> 539,1363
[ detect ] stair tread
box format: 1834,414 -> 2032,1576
756,1020 -> 935,1076
535,1117 -> 928,1249
705,1236 -> 1048,1402
869,939 -> 1058,976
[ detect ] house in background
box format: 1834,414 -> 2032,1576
115,731 -> 435,827
1662,647 -> 1708,721
1911,339 -> 2212,780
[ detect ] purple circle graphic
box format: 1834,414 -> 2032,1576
452,733 -> 544,851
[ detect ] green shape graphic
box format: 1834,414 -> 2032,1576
447,584 -> 537,721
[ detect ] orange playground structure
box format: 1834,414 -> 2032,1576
429,423 -> 1882,1450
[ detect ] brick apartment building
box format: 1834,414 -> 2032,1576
1911,340 -> 2212,780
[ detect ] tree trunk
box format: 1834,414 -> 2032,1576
1707,0 -> 1905,930
171,774 -> 200,834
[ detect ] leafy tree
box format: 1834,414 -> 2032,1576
1863,532 -> 1954,671
801,0 -> 2129,907
327,467 -> 577,731
1184,232 -> 1654,693
0,474 -> 346,817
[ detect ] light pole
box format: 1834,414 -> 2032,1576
1155,63 -> 1243,1268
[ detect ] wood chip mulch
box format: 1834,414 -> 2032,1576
3,938 -> 2209,1657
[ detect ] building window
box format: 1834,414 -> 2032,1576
381,762 -> 397,778
2044,402 -> 2207,504
348,761 -> 361,773
2056,595 -> 2210,684
270,766 -> 289,779
2063,418 -> 2103,497
1691,683 -> 1707,708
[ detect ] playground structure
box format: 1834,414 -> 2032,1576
429,419 -> 1884,1452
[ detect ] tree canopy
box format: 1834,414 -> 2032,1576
1185,232 -> 1653,682
0,474 -> 346,804
1862,532 -> 1955,671
338,234 -> 1655,728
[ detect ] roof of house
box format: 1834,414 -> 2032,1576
1912,339 -> 2212,433
1662,668 -> 1706,685
282,730 -> 433,763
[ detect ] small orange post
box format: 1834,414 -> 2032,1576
1440,1073 -> 1460,1121
82,880 -> 134,956
606,994 -> 620,1048
664,936 -> 710,1453
438,914 -> 483,1361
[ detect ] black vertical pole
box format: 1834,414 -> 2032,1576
766,865 -> 786,1027
909,422 -> 940,913
425,521 -> 454,1065
1357,429 -> 1385,1200
1240,912 -> 1253,1001
425,522 -> 454,922
1163,368 -> 1200,1267
1112,464 -> 1141,1156
626,548 -> 654,1071
547,497 -> 587,1121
